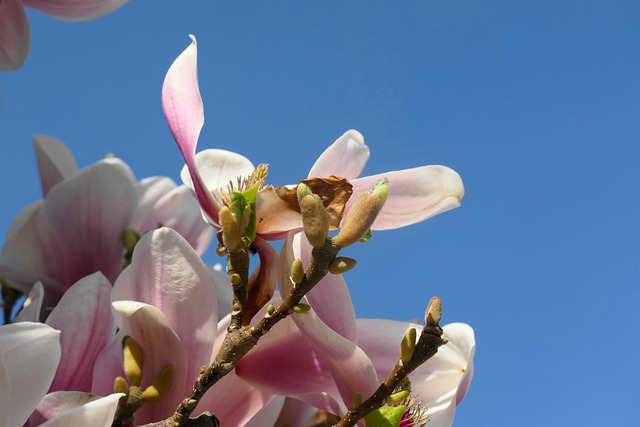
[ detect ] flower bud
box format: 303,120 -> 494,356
425,296 -> 442,326
141,364 -> 174,403
300,194 -> 329,248
292,303 -> 311,314
333,180 -> 388,248
386,390 -> 410,405
123,336 -> 144,387
400,328 -> 417,364
328,257 -> 357,274
290,258 -> 305,285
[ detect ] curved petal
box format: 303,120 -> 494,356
210,265 -> 233,318
38,393 -> 123,427
29,391 -> 103,425
348,165 -> 464,230
46,272 -> 115,392
33,135 -> 78,196
0,322 -> 61,427
308,130 -> 370,179
278,233 -> 378,407
112,228 -> 217,388
163,35 -> 220,224
181,149 -> 255,196
0,0 -> 29,71
23,0 -> 127,21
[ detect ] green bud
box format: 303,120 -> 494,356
267,304 -> 275,315
230,273 -> 242,286
113,376 -> 130,394
296,182 -> 313,206
292,303 -> 311,314
290,258 -> 305,285
141,364 -> 174,403
328,257 -> 357,275
371,178 -> 389,204
400,328 -> 417,364
385,389 -> 410,405
123,336 -> 144,387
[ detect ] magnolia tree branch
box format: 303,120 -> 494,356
333,298 -> 446,427
141,239 -> 341,427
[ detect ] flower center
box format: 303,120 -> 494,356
399,397 -> 429,427
218,163 -> 269,206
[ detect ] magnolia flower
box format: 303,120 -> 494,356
162,35 -> 464,242
81,227 -> 280,426
0,0 -> 127,71
0,135 -> 212,305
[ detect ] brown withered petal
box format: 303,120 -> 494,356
275,176 -> 353,228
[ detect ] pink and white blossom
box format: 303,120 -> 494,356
0,136 -> 213,304
162,36 -> 464,242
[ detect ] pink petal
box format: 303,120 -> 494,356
0,322 -> 61,427
0,201 -> 64,298
29,390 -> 103,425
244,396 -> 286,427
43,160 -> 138,287
0,0 -> 29,71
278,233 -> 379,407
23,0 -> 127,21
46,272 -> 115,392
129,176 -> 179,229
273,398 -> 319,427
37,393 -> 123,427
293,234 -> 356,341
163,35 -> 220,224
196,369 -> 278,427
14,281 -> 44,322
112,228 -> 217,388
93,301 -> 188,425
236,322 -> 341,412
349,165 -> 464,230
33,135 -> 78,197
308,130 -> 370,179
131,181 -> 213,255
254,186 -> 303,238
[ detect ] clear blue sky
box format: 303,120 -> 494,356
2,1 -> 639,426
